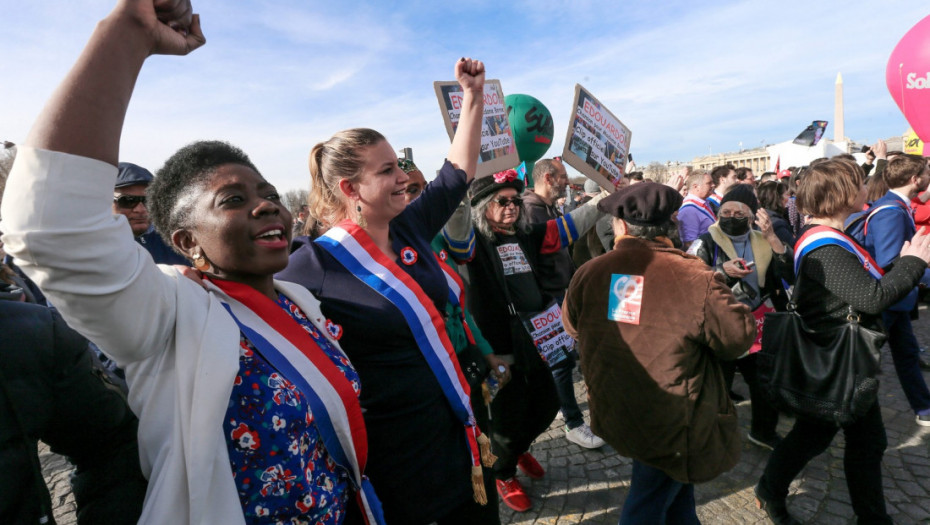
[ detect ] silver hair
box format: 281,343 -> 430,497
617,219 -> 675,240
472,190 -> 529,240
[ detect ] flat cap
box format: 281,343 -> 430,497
115,162 -> 154,188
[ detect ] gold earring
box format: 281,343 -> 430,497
355,203 -> 367,229
192,252 -> 211,272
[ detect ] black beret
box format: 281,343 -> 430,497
720,184 -> 759,214
115,162 -> 154,188
468,169 -> 525,205
597,182 -> 682,226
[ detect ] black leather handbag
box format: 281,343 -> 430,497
756,267 -> 886,426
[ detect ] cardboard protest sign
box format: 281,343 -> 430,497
434,80 -> 519,178
561,85 -> 632,192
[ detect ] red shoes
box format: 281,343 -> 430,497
517,452 -> 545,479
496,477 -> 531,512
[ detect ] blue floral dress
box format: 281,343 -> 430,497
223,294 -> 361,524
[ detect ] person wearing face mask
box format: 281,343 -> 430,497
689,185 -> 794,451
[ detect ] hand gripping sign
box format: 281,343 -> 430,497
434,79 -> 520,179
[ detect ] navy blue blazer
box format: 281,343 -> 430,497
862,191 -> 918,311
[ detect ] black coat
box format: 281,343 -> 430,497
0,298 -> 146,525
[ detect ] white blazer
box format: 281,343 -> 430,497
1,148 -> 342,525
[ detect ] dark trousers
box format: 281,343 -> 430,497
551,353 -> 584,429
490,362 -> 560,480
757,402 -> 891,524
549,291 -> 585,429
881,310 -> 930,413
619,460 -> 699,525
721,353 -> 779,438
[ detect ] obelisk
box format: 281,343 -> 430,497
834,72 -> 844,143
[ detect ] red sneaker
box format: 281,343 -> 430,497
496,477 -> 532,512
517,452 -> 545,479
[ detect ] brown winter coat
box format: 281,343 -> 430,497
563,236 -> 754,483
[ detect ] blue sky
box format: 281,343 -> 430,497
1,1 -> 927,191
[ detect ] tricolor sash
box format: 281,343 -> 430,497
206,277 -> 384,525
707,192 -> 722,208
315,221 -> 492,500
435,250 -> 477,345
680,195 -> 717,223
794,226 -> 885,280
862,201 -> 915,236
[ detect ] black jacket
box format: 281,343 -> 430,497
0,297 -> 146,525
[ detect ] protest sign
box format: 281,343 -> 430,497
904,128 -> 925,155
561,84 -> 632,192
434,79 -> 520,178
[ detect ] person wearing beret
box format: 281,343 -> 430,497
444,169 -> 606,512
562,182 -> 754,525
688,184 -> 794,452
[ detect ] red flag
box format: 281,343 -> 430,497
774,155 -> 780,173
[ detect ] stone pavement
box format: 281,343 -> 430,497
42,311 -> 930,524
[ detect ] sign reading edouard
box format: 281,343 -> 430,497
561,84 -> 632,192
434,79 -> 519,179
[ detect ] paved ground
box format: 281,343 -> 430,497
42,309 -> 930,524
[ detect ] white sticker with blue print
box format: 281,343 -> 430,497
608,274 -> 644,325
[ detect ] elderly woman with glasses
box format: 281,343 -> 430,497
443,171 -> 606,512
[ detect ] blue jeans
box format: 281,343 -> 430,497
550,290 -> 584,429
882,310 -> 930,413
619,460 -> 699,525
551,354 -> 584,429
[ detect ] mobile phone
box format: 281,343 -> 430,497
743,261 -> 756,269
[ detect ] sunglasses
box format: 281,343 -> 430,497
494,197 -> 523,208
113,195 -> 146,209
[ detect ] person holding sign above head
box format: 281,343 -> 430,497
523,158 -> 606,450
444,167 -> 607,512
279,60 -> 500,524
0,2 -> 384,524
562,182 -> 754,525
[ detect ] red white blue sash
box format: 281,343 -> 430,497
680,195 -> 716,222
707,192 -> 722,208
315,221 -> 483,467
863,200 -> 915,236
435,250 -> 478,345
206,277 -> 384,525
794,226 -> 885,280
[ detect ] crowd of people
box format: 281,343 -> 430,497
2,2 -> 930,525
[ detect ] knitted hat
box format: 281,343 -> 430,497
469,169 -> 525,205
115,162 -> 154,188
720,184 -> 759,214
583,179 -> 601,196
597,182 -> 682,226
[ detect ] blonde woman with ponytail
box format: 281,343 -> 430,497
278,59 -> 498,524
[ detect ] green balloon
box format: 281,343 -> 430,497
505,94 -> 554,168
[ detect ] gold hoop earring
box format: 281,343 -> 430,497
355,203 -> 367,229
192,251 -> 211,272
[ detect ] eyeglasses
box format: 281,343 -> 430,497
113,195 -> 146,209
494,197 -> 523,208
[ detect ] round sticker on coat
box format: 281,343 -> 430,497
400,247 -> 418,265
439,249 -> 448,262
